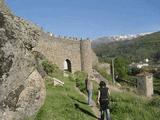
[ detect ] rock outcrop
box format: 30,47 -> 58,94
0,0 -> 11,14
0,0 -> 46,119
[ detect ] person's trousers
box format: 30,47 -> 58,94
100,109 -> 111,120
87,89 -> 92,105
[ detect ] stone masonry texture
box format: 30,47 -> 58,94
34,32 -> 97,75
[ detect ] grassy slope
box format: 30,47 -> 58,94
32,75 -> 160,120
74,70 -> 160,120
110,91 -> 160,120
35,77 -> 96,120
30,58 -> 160,120
76,74 -> 160,120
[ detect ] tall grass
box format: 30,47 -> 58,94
110,92 -> 160,120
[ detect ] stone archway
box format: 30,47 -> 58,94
64,59 -> 72,72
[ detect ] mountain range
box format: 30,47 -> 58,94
92,31 -> 160,63
92,32 -> 152,48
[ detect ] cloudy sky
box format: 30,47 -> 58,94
6,0 -> 160,39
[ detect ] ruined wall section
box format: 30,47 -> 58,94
34,32 -> 82,73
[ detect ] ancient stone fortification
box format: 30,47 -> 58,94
34,32 -> 98,75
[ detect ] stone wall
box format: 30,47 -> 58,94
80,40 -> 92,75
34,32 -> 96,74
137,73 -> 153,97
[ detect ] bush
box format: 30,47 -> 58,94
74,71 -> 86,93
42,60 -> 63,78
154,71 -> 160,79
128,67 -> 141,76
114,57 -> 128,79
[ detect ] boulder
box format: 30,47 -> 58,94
0,1 -> 46,119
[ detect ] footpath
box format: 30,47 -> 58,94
74,86 -> 100,120
74,69 -> 122,120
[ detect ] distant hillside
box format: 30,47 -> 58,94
92,31 -> 160,63
92,32 -> 151,48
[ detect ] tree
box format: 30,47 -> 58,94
114,57 -> 128,79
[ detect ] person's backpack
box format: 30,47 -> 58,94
100,87 -> 109,101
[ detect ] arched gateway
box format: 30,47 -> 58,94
34,32 -> 97,75
64,59 -> 72,72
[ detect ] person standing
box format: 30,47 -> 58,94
97,81 -> 111,120
85,74 -> 93,106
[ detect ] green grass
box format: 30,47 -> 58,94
110,92 -> 160,120
92,81 -> 99,102
34,76 -> 96,120
95,65 -> 112,81
90,78 -> 160,120
33,74 -> 160,120
32,60 -> 160,120
33,61 -> 96,120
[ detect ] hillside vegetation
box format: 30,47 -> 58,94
30,60 -> 160,120
33,60 -> 96,120
110,92 -> 160,120
34,77 -> 96,120
92,31 -> 160,94
93,31 -> 160,63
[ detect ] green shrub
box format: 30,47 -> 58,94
67,73 -> 75,82
92,81 -> 99,102
42,60 -> 63,79
128,67 -> 141,76
74,71 -> 86,93
114,57 -> 129,79
42,60 -> 58,75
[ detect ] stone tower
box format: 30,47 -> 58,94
80,39 -> 92,75
137,72 -> 153,97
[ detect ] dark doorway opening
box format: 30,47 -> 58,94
64,59 -> 72,72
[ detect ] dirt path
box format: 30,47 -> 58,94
74,86 -> 100,120
74,70 -> 122,119
108,84 -> 122,93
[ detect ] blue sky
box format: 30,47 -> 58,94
6,0 -> 160,39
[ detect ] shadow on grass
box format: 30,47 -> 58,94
74,103 -> 98,119
69,96 -> 88,105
